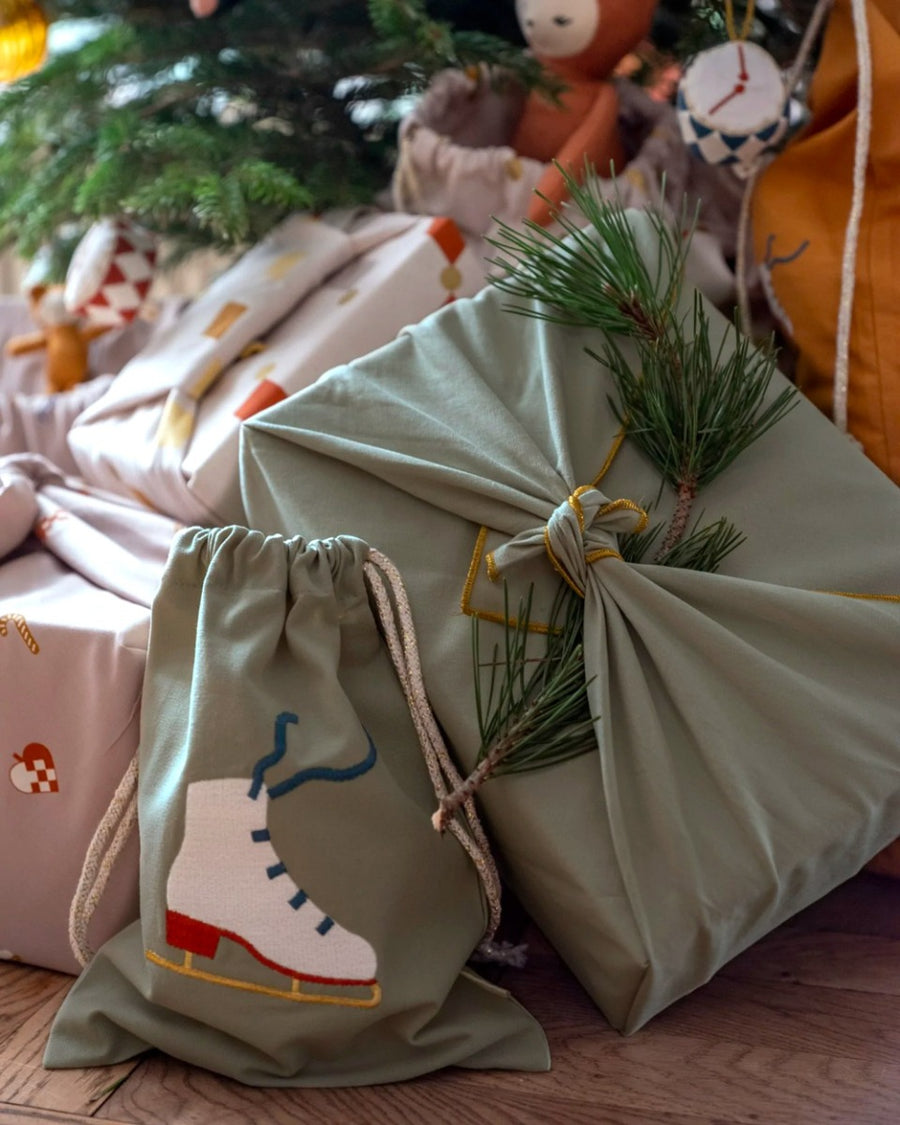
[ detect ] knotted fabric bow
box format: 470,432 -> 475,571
487,485 -> 648,598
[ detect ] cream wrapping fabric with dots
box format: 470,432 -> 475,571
66,209 -> 485,525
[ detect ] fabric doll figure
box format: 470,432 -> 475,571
512,0 -> 658,226
4,285 -> 110,395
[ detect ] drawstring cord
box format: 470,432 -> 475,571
363,548 -> 505,948
68,751 -> 139,968
833,0 -> 872,435
71,547 -> 512,967
738,0 -> 871,440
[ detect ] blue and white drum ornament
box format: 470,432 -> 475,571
677,40 -> 790,177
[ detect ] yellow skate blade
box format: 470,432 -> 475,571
146,948 -> 382,1008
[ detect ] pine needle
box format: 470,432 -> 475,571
436,583 -> 596,830
474,583 -> 596,778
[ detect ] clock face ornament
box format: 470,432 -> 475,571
677,40 -> 790,176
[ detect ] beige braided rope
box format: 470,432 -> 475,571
68,753 -> 139,967
363,548 -> 503,943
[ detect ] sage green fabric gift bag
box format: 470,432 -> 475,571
239,211 -> 900,1034
45,526 -> 549,1085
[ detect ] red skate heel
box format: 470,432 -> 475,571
166,910 -> 221,958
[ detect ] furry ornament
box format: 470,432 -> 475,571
511,0 -> 658,226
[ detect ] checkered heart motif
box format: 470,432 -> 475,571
65,217 -> 158,328
9,742 -> 59,794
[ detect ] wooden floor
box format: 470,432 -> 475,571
2,872 -> 899,1125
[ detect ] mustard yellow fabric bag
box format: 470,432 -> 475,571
751,0 -> 900,481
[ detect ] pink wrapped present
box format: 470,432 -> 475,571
0,455 -> 179,973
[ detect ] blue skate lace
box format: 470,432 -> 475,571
248,712 -> 377,801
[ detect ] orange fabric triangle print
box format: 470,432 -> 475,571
427,217 -> 465,264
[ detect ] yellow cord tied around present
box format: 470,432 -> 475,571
488,486 -> 648,599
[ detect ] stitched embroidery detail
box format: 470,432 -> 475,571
147,713 -> 381,1008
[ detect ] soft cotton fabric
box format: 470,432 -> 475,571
239,210 -> 900,1033
752,0 -> 900,481
0,456 -> 179,972
45,527 -> 548,1085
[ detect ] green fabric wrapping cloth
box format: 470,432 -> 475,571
238,211 -> 900,1034
45,527 -> 549,1085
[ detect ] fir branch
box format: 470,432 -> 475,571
595,293 -> 796,497
435,583 -> 596,831
619,519 -> 664,564
2,0 -> 543,265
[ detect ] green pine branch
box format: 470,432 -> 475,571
487,165 -> 797,555
442,173 -> 801,808
435,583 -> 596,831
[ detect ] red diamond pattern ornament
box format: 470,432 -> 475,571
64,217 -> 158,328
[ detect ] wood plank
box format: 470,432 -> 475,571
99,1050 -> 723,1125
649,973 -> 900,1065
0,968 -> 69,1045
783,872 -> 900,939
97,1013 -> 900,1125
0,1108 -> 134,1125
721,930 -> 900,996
0,970 -> 137,1116
5,875 -> 900,1125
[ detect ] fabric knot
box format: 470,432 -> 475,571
489,487 -> 648,598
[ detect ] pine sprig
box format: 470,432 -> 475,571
655,515 -> 745,572
487,165 -> 798,554
597,295 -> 795,495
488,167 -> 689,344
474,584 -> 595,777
435,583 -> 596,831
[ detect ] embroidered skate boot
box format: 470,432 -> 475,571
150,776 -> 380,1006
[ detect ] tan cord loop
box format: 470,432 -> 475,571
69,753 -> 139,968
391,128 -> 423,213
363,547 -> 503,943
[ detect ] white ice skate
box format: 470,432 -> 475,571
146,720 -> 381,1008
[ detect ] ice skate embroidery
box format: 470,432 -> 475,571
146,711 -> 381,1008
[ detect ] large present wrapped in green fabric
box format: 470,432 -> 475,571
45,528 -> 548,1085
239,209 -> 900,1034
